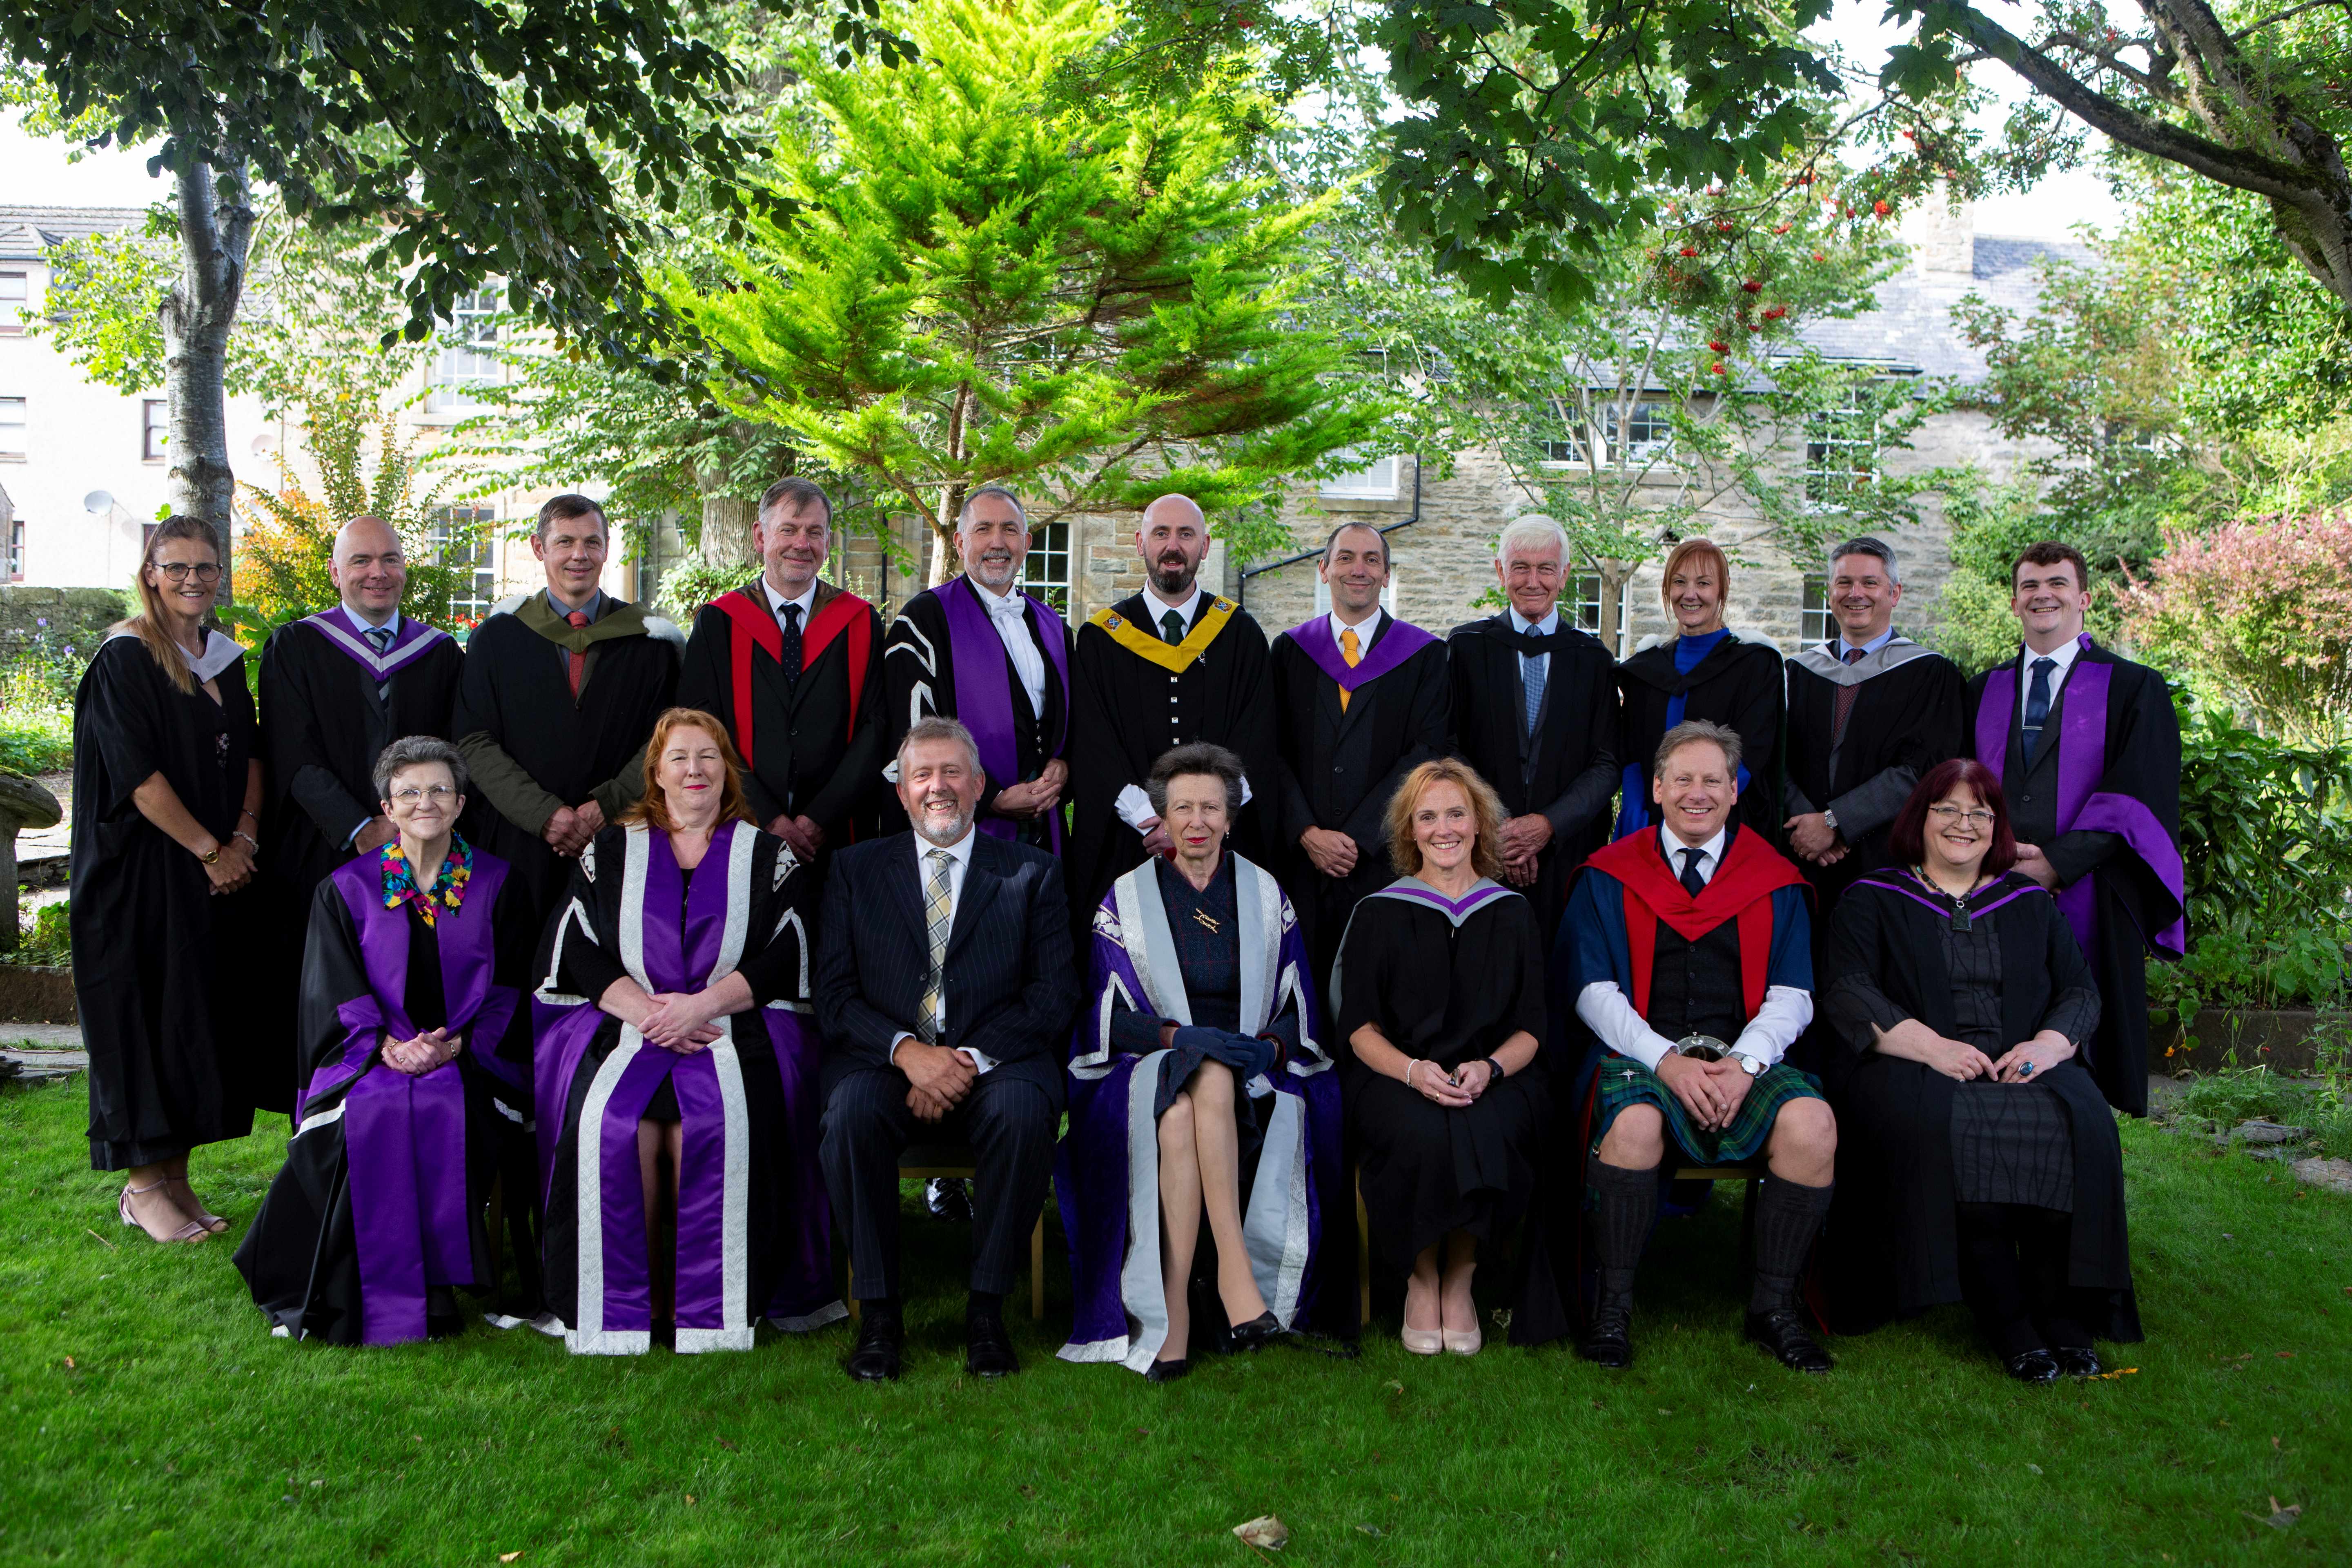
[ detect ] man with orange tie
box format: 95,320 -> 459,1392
1267,521 -> 1451,990
453,493 -> 683,933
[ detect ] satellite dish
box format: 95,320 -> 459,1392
82,490 -> 115,516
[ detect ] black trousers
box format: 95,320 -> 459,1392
819,1067 -> 1056,1301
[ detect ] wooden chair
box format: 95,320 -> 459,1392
846,1142 -> 1047,1321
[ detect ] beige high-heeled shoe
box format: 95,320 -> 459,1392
1400,1323 -> 1443,1355
119,1180 -> 208,1245
1443,1325 -> 1482,1356
168,1177 -> 228,1234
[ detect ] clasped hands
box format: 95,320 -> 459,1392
1405,1057 -> 1494,1108
1782,811 -> 1846,866
1655,1051 -> 1755,1133
992,758 -> 1068,822
1497,813 -> 1552,886
898,1039 -> 979,1123
638,991 -> 726,1054
1880,1020 -> 2075,1083
380,1027 -> 461,1075
766,813 -> 827,862
542,799 -> 607,857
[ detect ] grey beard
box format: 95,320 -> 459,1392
913,810 -> 975,848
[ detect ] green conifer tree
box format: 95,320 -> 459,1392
671,0 -> 1384,583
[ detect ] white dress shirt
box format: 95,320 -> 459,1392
1113,579 -> 1251,830
2015,632 -> 2084,711
1328,604 -> 1385,655
761,577 -> 818,627
1572,824 -> 1814,1071
1834,625 -> 1897,660
1509,604 -> 1560,684
974,580 -> 1048,716
889,826 -> 996,1072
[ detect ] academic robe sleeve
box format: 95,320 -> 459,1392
452,626 -> 567,837
795,604 -> 886,834
1498,899 -> 1549,1049
956,856 -> 1078,1068
1223,620 -> 1281,817
548,843 -> 630,1007
2036,896 -> 2103,1047
1332,901 -> 1390,1049
1067,625 -> 1132,830
2044,663 -> 2182,898
262,630 -> 375,848
733,841 -> 815,1009
1820,889 -> 1907,1054
585,636 -> 676,818
1541,653 -> 1619,841
1339,642 -> 1452,851
484,867 -> 542,1075
296,878 -> 383,1109
77,641 -> 167,815
1731,646 -> 1786,806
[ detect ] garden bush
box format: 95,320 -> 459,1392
0,617 -> 86,776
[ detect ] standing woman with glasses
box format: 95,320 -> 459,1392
71,519 -> 263,1243
1820,759 -> 2140,1381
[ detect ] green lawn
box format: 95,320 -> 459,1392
0,1075 -> 2344,1567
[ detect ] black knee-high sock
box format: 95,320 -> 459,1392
1749,1176 -> 1834,1313
2016,1206 -> 2093,1350
1955,1203 -> 2040,1359
1586,1155 -> 1660,1305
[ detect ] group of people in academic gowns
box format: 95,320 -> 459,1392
70,484 -> 2182,1385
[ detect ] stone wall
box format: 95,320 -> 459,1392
0,586 -> 127,659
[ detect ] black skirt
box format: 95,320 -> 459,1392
1348,1070 -> 1552,1272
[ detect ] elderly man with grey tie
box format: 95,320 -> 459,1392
815,716 -> 1078,1383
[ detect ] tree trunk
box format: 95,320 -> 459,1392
700,495 -> 756,570
1598,558 -> 1633,655
927,481 -> 969,587
158,156 -> 252,592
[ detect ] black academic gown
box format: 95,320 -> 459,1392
1446,615 -> 1619,940
1782,638 -> 1966,1069
1615,633 -> 1784,839
1967,644 -> 2183,1116
1067,591 -> 1278,927
71,634 -> 265,1167
452,595 -> 682,931
676,580 -> 886,853
1268,612 -> 1452,991
258,615 -> 462,1109
1820,874 -> 2140,1341
881,582 -> 1071,844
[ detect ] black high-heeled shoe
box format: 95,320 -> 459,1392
2004,1348 -> 2061,1385
2053,1345 -> 2101,1378
1144,1356 -> 1190,1383
1225,1311 -> 1286,1352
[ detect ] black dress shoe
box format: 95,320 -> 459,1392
2004,1348 -> 2061,1384
1744,1307 -> 1835,1373
965,1310 -> 1020,1378
1144,1356 -> 1190,1384
1577,1303 -> 1634,1370
2053,1345 -> 2100,1378
1225,1311 -> 1287,1352
845,1311 -> 903,1383
924,1177 -> 973,1222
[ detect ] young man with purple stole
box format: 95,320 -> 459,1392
882,486 -> 1073,853
1965,541 -> 2184,1117
1267,522 -> 1452,990
257,515 -> 463,1111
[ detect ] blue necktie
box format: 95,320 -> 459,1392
1521,649 -> 1544,734
364,625 -> 394,657
2021,656 -> 2056,766
1679,846 -> 1708,898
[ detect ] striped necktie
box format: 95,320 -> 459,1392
918,848 -> 955,1043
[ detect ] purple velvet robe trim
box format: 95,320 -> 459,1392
1280,615 -> 1438,693
940,575 -> 1069,851
1975,640 -> 2187,959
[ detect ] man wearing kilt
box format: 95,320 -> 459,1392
1560,720 -> 1838,1372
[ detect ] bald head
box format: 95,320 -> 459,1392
1137,494 -> 1210,601
331,514 -> 408,621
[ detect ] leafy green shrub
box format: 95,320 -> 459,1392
655,560 -> 750,622
12,901 -> 69,966
2165,1036 -> 2352,1156
0,617 -> 87,776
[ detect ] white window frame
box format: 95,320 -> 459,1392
1319,450 -> 1401,500
1804,383 -> 1882,509
142,399 -> 168,462
1607,400 -> 1675,466
428,506 -> 499,621
427,287 -> 502,415
0,396 -> 25,459
0,270 -> 26,334
1800,573 -> 1835,651
1015,518 -> 1072,615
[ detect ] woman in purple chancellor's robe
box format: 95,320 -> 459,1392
1055,744 -> 1348,1379
235,738 -> 538,1345
533,708 -> 844,1355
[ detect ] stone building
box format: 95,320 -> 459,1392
860,201 -> 2086,656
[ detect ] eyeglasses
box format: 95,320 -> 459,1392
1927,804 -> 1997,826
389,784 -> 458,806
154,562 -> 222,583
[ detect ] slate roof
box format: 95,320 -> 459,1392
1792,233 -> 2097,383
0,205 -> 150,261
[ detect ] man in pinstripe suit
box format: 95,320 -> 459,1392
816,717 -> 1078,1381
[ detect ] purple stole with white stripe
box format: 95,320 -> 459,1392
299,610 -> 452,681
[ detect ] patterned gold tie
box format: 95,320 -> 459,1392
1339,625 -> 1361,712
918,848 -> 955,1043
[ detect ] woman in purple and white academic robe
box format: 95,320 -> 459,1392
234,739 -> 537,1345
1055,744 -> 1346,1380
533,708 -> 843,1355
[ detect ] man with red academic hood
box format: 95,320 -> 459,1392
677,477 -> 885,869
1561,720 -> 1838,1374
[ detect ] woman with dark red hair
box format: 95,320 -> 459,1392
1821,757 -> 2141,1383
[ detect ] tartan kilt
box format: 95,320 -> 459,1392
1589,1055 -> 1824,1165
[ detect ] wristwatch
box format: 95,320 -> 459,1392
198,844 -> 221,865
1820,807 -> 1839,833
1729,1051 -> 1766,1077
1483,1056 -> 1507,1084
